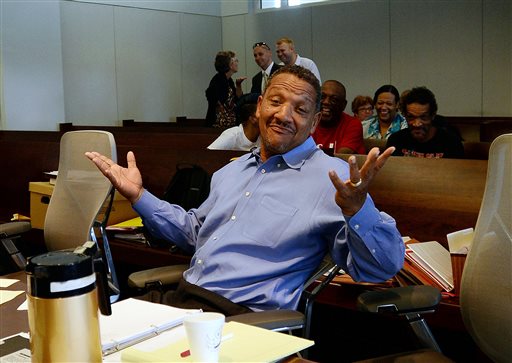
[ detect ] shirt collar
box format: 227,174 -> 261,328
263,62 -> 274,75
248,136 -> 318,169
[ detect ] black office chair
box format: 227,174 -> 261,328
0,221 -> 31,275
128,254 -> 341,342
355,133 -> 512,363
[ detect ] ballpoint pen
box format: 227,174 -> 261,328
180,333 -> 234,358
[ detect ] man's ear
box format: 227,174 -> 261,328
310,111 -> 322,134
250,114 -> 259,126
255,95 -> 263,120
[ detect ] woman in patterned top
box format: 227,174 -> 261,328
362,85 -> 407,139
205,51 -> 246,128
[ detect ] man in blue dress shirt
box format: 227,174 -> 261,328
86,66 -> 404,314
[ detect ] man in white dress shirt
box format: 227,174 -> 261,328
275,37 -> 321,83
207,102 -> 260,151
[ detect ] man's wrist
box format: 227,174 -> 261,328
130,189 -> 144,205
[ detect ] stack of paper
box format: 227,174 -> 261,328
100,298 -> 200,355
105,217 -> 146,243
405,241 -> 454,292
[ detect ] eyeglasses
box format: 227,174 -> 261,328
357,106 -> 373,113
253,42 -> 270,50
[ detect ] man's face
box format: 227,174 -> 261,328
275,43 -> 294,65
375,92 -> 399,123
253,46 -> 272,70
256,73 -> 321,160
320,82 -> 347,124
405,103 -> 435,142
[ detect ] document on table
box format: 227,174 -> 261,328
0,278 -> 18,288
0,333 -> 30,363
0,290 -> 24,305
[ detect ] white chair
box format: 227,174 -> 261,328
44,130 -> 120,303
459,132 -> 512,362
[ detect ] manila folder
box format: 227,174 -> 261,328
121,321 -> 314,362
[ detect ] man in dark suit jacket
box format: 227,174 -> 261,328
250,42 -> 282,95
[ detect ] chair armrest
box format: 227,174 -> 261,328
227,310 -> 305,331
128,264 -> 188,289
0,221 -> 31,237
357,285 -> 441,315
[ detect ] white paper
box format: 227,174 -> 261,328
0,279 -> 19,288
17,300 -> 28,311
447,228 -> 474,253
0,290 -> 24,305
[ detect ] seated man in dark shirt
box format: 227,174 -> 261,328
387,87 -> 464,158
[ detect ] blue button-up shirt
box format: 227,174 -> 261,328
134,137 -> 404,311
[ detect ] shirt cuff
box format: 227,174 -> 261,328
132,189 -> 161,217
346,197 -> 381,236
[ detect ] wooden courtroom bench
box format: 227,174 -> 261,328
444,116 -> 512,142
337,154 -> 488,246
60,121 -> 222,135
1,129 -> 489,247
363,137 -> 491,160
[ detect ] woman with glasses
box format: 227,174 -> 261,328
205,51 -> 246,128
351,95 -> 374,122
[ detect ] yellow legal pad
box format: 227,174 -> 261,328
121,321 -> 314,362
107,217 -> 143,229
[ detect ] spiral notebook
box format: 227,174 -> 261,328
100,298 -> 201,356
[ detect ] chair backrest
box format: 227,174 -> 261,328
460,133 -> 512,363
44,131 -> 117,251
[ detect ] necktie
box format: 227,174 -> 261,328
262,72 -> 269,92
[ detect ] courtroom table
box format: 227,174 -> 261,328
0,270 -> 315,363
0,271 -> 27,338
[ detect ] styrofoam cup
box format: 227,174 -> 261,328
183,312 -> 225,362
